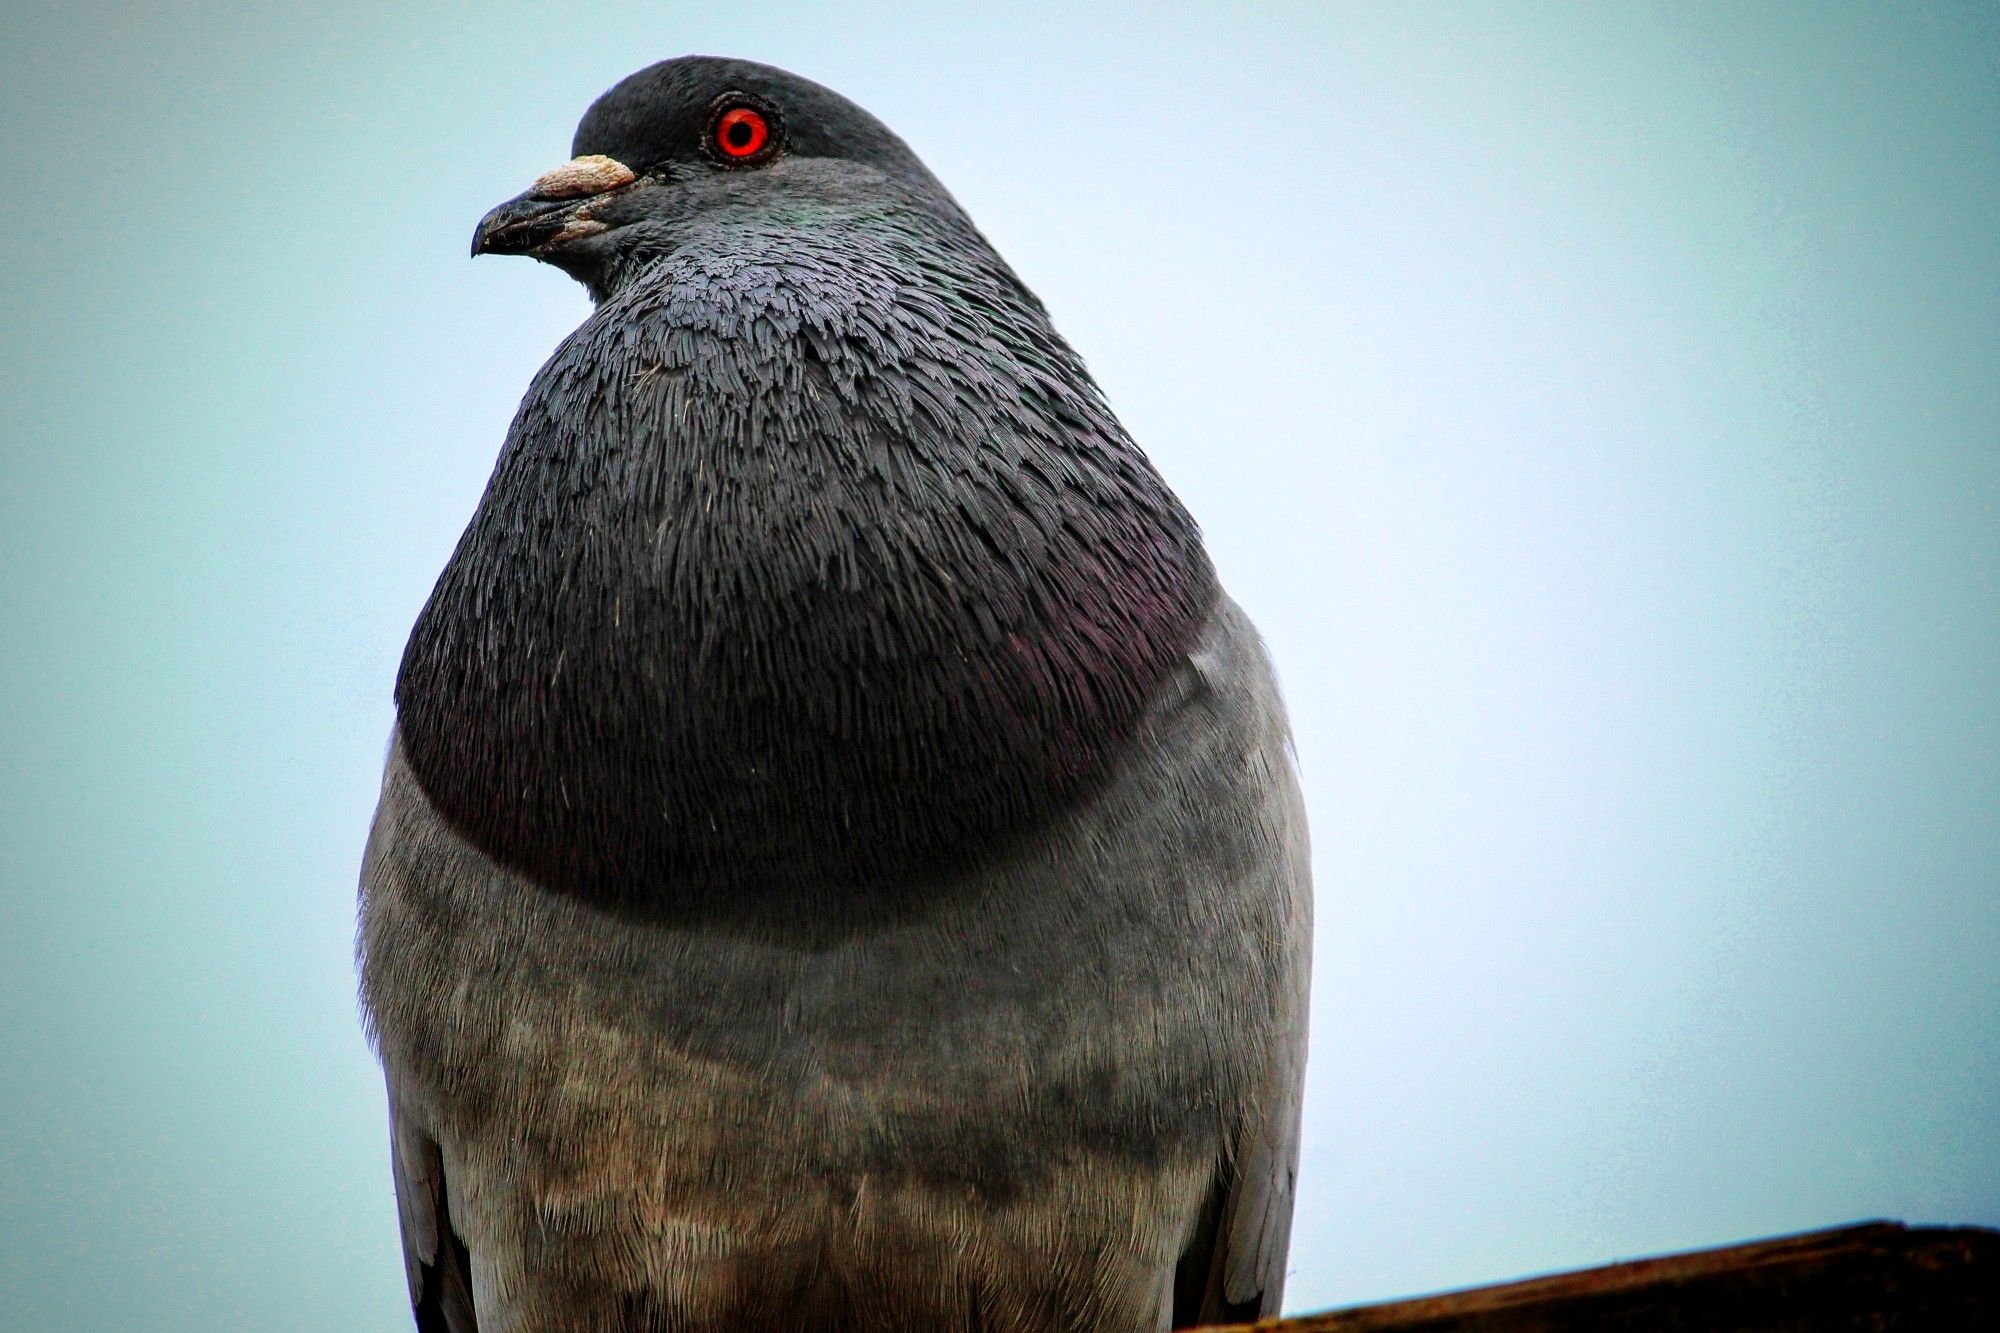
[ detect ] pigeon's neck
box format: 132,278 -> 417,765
397,211 -> 1215,909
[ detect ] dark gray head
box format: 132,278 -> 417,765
473,56 -> 968,301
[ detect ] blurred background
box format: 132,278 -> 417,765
3,3 -> 1996,1328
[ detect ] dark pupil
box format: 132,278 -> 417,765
727,121 -> 754,148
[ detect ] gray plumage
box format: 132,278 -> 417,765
359,55 -> 1310,1332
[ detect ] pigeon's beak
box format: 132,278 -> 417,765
471,154 -> 638,258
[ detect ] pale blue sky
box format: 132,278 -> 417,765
3,4 -> 1996,1329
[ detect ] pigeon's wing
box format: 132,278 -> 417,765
365,749 -> 481,1332
1167,596 -> 1310,1328
387,1086 -> 479,1332
1171,995 -> 1306,1326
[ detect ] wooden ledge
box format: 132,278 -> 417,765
1218,1221 -> 1998,1330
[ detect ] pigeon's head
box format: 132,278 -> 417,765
471,56 -> 963,299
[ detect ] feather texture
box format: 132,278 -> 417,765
361,55 -> 1310,1332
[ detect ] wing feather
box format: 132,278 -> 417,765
388,1086 -> 479,1332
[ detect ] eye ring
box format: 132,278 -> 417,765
705,93 -> 783,167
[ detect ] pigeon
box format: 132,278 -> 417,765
359,55 -> 1310,1333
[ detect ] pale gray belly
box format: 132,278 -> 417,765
359,598 -> 1306,1331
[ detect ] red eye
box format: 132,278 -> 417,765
714,106 -> 770,160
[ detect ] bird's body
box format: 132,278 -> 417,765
360,56 -> 1309,1332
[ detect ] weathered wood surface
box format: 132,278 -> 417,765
1216,1221 -> 1998,1331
